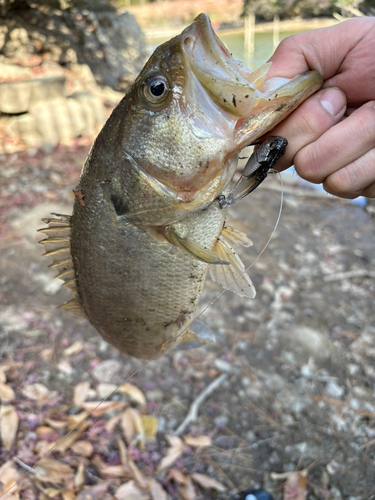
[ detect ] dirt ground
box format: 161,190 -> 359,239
1,144 -> 375,499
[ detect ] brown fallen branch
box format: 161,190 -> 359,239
174,373 -> 227,436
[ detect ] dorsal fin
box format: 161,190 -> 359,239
38,213 -> 84,317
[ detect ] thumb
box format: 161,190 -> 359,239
266,87 -> 347,172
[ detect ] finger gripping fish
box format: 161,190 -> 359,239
39,14 -> 322,360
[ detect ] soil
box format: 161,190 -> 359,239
1,144 -> 375,499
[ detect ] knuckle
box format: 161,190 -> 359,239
323,168 -> 358,198
294,144 -> 322,183
357,101 -> 375,145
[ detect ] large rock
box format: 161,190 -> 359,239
0,2 -> 148,92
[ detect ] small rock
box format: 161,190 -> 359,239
214,358 -> 232,373
214,415 -> 229,428
325,380 -> 344,399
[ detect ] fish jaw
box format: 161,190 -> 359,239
181,14 -> 323,155
182,13 -> 259,118
233,70 -> 323,152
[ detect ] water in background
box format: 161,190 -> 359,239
147,30 -> 301,70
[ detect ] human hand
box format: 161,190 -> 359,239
265,17 -> 375,198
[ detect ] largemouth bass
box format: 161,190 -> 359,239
40,14 -> 322,360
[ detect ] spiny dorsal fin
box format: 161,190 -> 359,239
210,234 -> 256,298
58,297 -> 86,318
39,213 -> 84,317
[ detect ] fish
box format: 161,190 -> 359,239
39,14 -> 322,360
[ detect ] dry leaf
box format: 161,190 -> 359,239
156,444 -> 184,474
92,454 -> 128,479
184,435 -> 212,448
148,479 -> 168,500
45,418 -> 68,430
105,413 -> 123,433
62,490 -> 76,500
35,440 -> 56,456
71,440 -> 94,457
0,369 -> 6,384
74,381 -> 91,407
64,340 -> 84,356
0,383 -> 15,402
165,435 -> 183,448
284,471 -> 308,500
36,426 -> 54,435
191,473 -> 226,492
54,430 -> 81,452
118,438 -> 128,468
167,468 -> 187,485
128,457 -> 147,488
67,410 -> 89,430
115,480 -> 146,500
180,477 -> 196,500
141,415 -> 158,440
0,460 -> 22,499
34,458 -> 73,484
22,384 -> 50,403
74,459 -> 86,488
81,401 -> 126,417
118,383 -> 146,406
0,404 -> 19,451
121,408 -> 143,445
97,383 -> 117,399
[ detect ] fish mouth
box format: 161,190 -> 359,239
182,13 -> 259,118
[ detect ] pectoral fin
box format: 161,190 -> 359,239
164,227 -> 229,265
210,234 -> 256,298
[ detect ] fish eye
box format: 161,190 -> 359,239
143,75 -> 170,104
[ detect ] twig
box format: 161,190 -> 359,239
323,269 -> 375,282
174,373 -> 227,436
13,457 -> 35,475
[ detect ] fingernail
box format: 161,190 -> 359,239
320,88 -> 346,117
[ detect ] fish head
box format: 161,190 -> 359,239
93,14 -> 321,218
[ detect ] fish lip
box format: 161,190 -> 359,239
182,14 -> 257,117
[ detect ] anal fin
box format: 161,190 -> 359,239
165,227 -> 229,265
210,235 -> 256,298
222,225 -> 253,248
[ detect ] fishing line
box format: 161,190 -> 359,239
1,171 -> 283,498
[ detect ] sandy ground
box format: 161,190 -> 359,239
1,146 -> 375,499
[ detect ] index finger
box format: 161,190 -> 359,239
266,18 -> 372,82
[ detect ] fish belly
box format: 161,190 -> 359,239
70,200 -> 225,359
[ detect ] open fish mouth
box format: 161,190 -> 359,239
182,13 -> 259,118
182,14 -> 323,148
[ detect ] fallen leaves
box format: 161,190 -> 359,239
0,382 -> 15,402
271,469 -> 309,500
0,404 -> 19,451
0,360 -> 227,500
22,383 -> 57,404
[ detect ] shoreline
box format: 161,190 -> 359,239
143,17 -> 340,40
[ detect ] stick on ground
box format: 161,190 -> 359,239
174,373 -> 227,436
